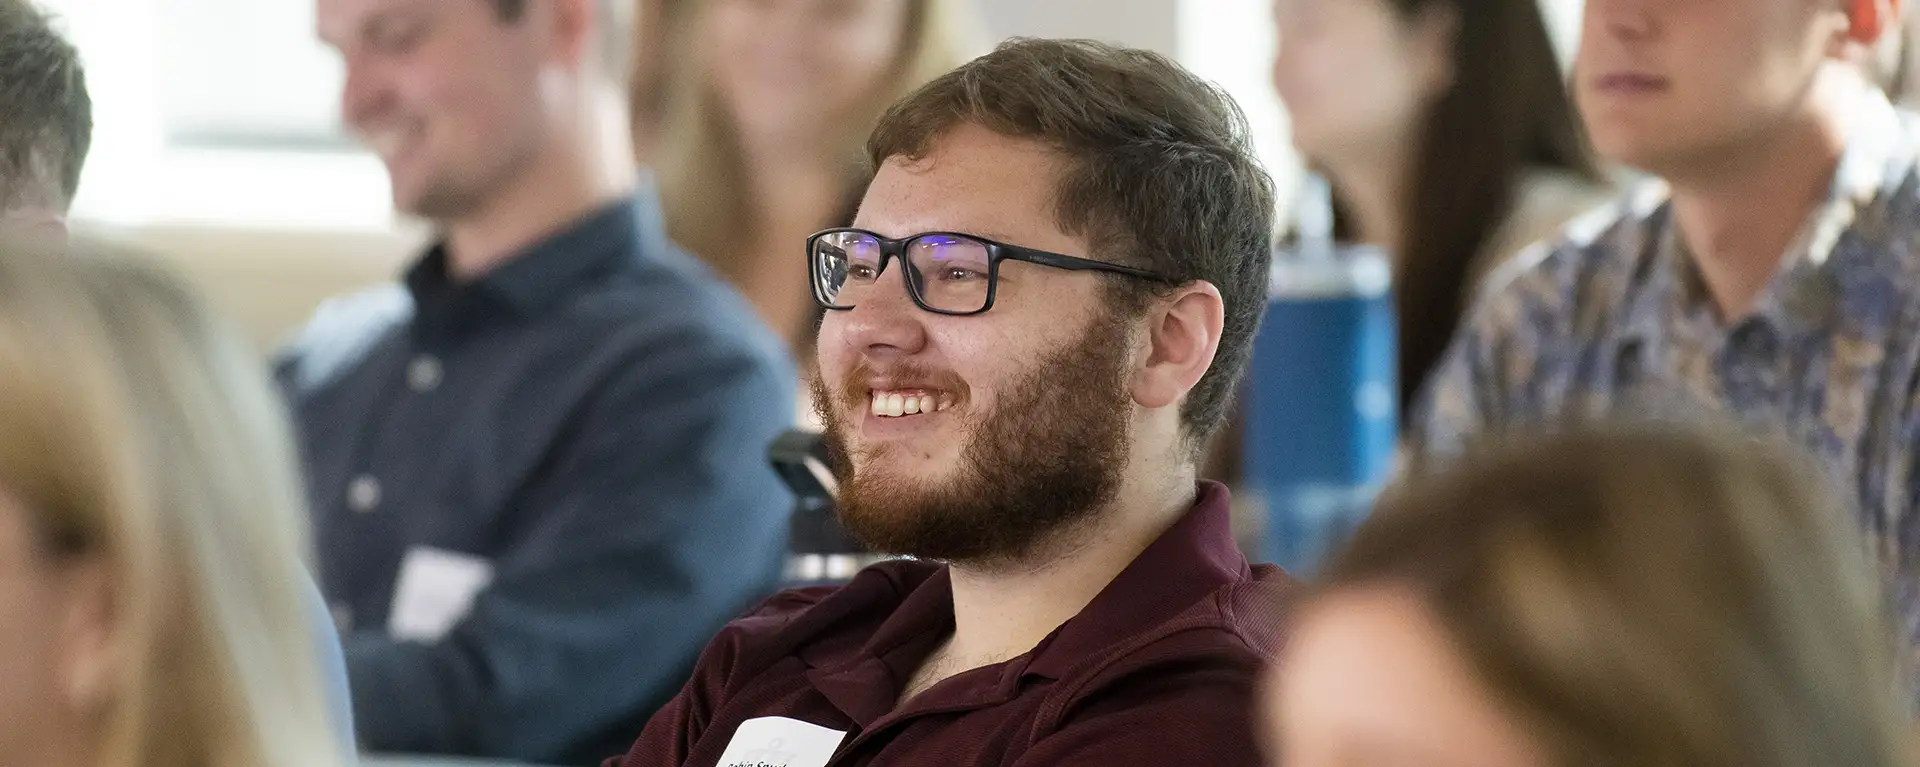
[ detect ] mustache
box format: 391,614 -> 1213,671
825,360 -> 972,409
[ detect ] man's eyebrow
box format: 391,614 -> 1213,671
914,227 -> 1024,244
324,2 -> 425,45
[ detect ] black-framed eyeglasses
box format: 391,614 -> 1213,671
808,227 -> 1171,316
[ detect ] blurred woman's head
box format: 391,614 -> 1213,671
705,0 -> 918,152
1272,0 -> 1454,171
634,0 -> 980,336
1266,426 -> 1912,767
1270,0 -> 1598,410
0,238 -> 341,767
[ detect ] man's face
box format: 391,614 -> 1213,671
318,0 -> 553,219
812,124 -> 1143,565
1574,0 -> 1846,173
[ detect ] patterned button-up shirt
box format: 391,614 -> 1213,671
1411,90 -> 1920,664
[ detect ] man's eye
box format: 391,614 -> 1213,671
935,267 -> 985,282
370,20 -> 427,54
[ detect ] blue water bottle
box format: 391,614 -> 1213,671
1243,174 -> 1398,575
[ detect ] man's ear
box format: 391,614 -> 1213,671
542,0 -> 598,73
1130,282 -> 1225,412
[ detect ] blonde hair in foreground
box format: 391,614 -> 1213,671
1322,425 -> 1913,767
0,237 -> 343,767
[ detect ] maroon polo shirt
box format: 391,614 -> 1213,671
608,481 -> 1297,767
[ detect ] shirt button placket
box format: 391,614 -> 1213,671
1720,321 -> 1782,405
408,354 -> 444,393
347,474 -> 382,514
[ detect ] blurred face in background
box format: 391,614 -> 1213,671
318,0 -> 561,220
1271,0 -> 1454,170
811,124 -> 1140,564
1574,0 -> 1849,175
1265,586 -> 1548,767
0,487 -> 108,765
706,0 -> 911,151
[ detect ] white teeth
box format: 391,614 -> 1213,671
871,394 -> 960,417
869,391 -> 956,417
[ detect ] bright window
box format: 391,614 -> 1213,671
1177,0 -> 1301,211
39,0 -> 396,230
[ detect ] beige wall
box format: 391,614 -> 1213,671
89,223 -> 418,351
109,0 -> 1286,352
978,0 -> 1179,54
80,0 -> 1578,352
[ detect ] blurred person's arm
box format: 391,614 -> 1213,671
339,336 -> 795,762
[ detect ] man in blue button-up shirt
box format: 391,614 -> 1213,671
288,0 -> 796,762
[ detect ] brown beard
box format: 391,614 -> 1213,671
810,310 -> 1137,565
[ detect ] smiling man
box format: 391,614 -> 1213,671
284,0 -> 795,762
610,38 -> 1291,767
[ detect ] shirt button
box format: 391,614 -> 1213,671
1727,321 -> 1779,359
408,355 -> 444,393
347,475 -> 382,513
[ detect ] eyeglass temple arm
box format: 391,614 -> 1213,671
1005,248 -> 1172,282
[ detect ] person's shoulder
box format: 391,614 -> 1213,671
1025,567 -> 1300,734
1470,177 -> 1666,331
583,232 -> 792,374
1482,166 -> 1620,270
1049,566 -> 1302,698
1861,111 -> 1920,254
276,283 -> 413,394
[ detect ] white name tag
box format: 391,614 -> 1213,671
715,716 -> 848,767
387,547 -> 494,642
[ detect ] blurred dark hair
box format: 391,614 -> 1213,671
0,0 -> 91,211
866,38 -> 1278,450
1321,424 -> 1911,767
1330,0 -> 1598,414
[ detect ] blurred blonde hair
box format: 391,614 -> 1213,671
1320,425 -> 1913,767
0,236 -> 342,767
631,0 -> 982,287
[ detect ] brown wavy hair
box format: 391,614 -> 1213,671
866,38 -> 1279,450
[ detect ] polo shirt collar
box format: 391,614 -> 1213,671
801,481 -> 1248,726
1024,481 -> 1246,679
